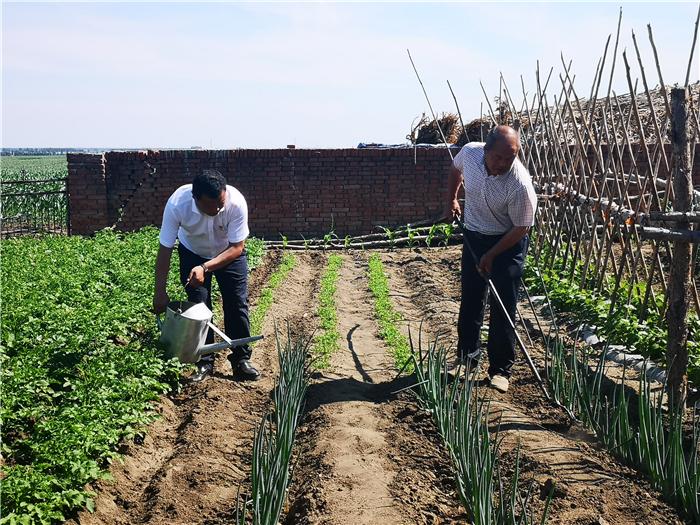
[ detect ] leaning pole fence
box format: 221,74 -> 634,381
472,10 -> 700,406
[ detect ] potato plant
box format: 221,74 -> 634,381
0,228 -> 264,524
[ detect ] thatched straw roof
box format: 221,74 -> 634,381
410,83 -> 699,147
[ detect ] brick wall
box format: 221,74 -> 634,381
67,153 -> 110,234
67,145 -> 700,238
67,148 -> 455,237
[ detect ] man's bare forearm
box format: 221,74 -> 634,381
155,244 -> 173,295
447,166 -> 463,203
486,226 -> 529,258
202,241 -> 245,272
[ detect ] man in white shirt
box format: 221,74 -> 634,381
153,170 -> 260,382
446,126 -> 537,393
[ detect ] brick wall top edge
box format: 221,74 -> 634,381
67,153 -> 104,162
71,147 -> 460,160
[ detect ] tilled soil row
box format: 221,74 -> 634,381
382,246 -> 684,524
283,253 -> 466,525
70,251 -> 324,525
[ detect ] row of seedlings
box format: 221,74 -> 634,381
410,338 -> 553,525
527,263 -> 700,522
235,326 -> 311,524
364,252 -> 551,523
312,254 -> 344,368
367,253 -> 412,370
249,253 -> 296,335
235,253 -> 343,522
522,247 -> 700,383
266,222 -> 462,251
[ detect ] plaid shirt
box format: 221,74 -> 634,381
453,142 -> 537,235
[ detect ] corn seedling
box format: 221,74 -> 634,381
425,224 -> 439,247
439,223 -> 454,247
379,226 -> 398,248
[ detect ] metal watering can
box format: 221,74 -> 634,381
157,301 -> 263,363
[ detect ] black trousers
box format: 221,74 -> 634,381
178,244 -> 252,365
457,230 -> 528,378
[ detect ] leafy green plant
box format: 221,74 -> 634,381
523,259 -> 698,377
379,226 -> 397,248
0,228 -> 184,524
312,255 -> 343,369
0,228 -> 267,524
367,254 -> 411,371
246,237 -> 265,272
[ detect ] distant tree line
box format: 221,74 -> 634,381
1,148 -> 109,156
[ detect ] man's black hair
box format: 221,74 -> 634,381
192,170 -> 227,199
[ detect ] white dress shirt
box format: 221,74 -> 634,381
159,184 -> 249,259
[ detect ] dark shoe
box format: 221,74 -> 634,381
190,362 -> 213,383
233,358 -> 261,381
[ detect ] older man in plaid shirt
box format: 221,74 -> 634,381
446,125 -> 537,393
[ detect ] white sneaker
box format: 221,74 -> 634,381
490,374 -> 509,393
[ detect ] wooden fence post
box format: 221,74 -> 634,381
666,87 -> 693,410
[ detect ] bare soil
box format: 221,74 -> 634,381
70,246 -> 689,524
382,246 -> 685,524
284,253 -> 466,524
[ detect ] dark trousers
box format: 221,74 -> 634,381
178,244 -> 251,365
457,230 -> 528,378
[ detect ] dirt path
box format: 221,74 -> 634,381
382,247 -> 684,524
284,253 -> 465,524
71,252 -> 324,525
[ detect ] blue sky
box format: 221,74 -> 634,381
2,2 -> 698,148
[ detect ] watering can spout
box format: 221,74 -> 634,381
198,336 -> 264,356
157,301 -> 263,363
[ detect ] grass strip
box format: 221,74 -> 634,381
367,253 -> 411,371
249,253 -> 296,336
312,254 -> 343,369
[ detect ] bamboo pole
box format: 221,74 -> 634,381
685,4 -> 700,87
666,87 -> 693,410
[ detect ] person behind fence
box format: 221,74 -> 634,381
445,125 -> 537,393
152,169 -> 260,382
